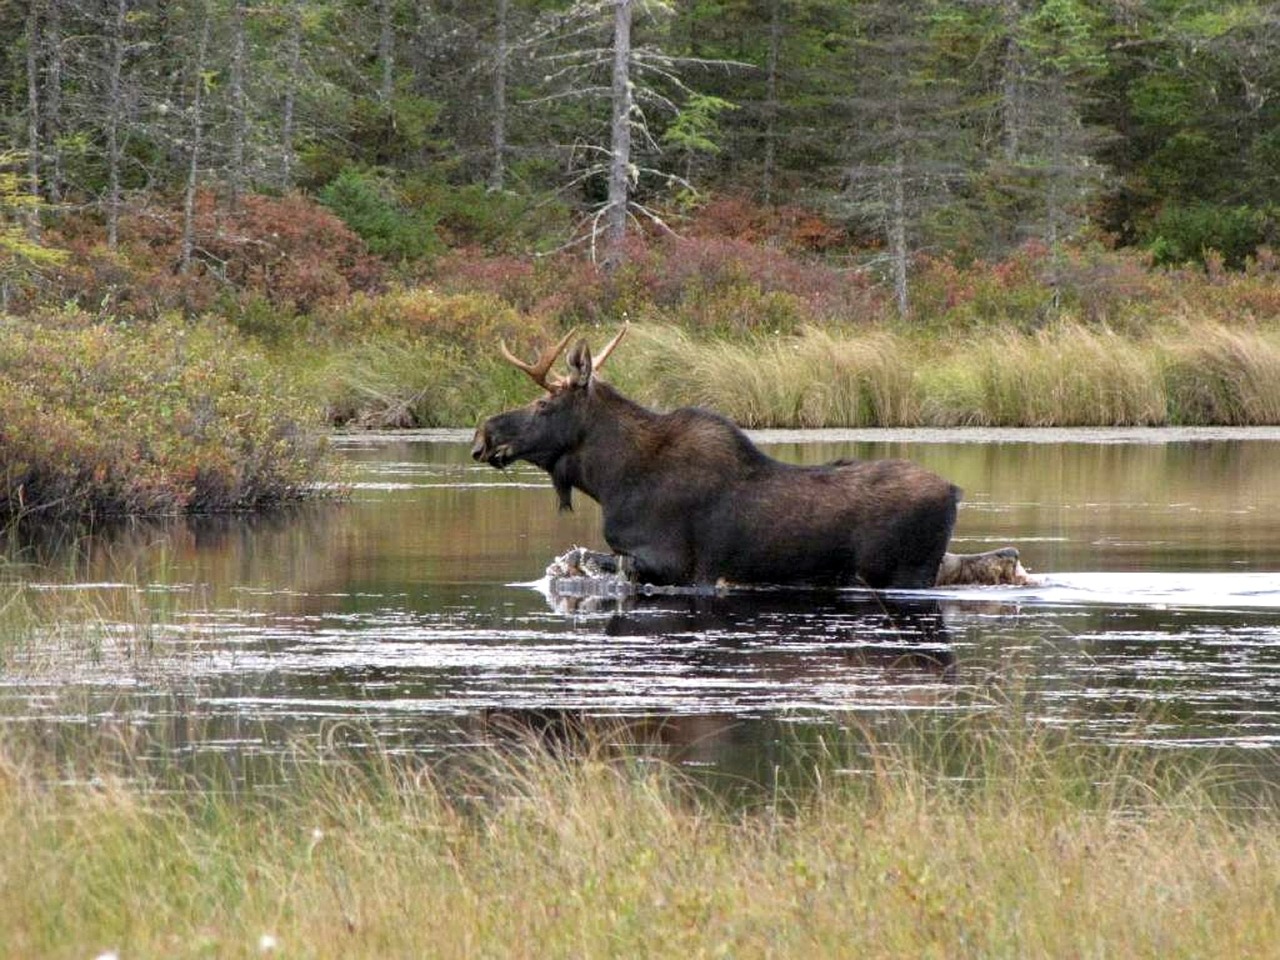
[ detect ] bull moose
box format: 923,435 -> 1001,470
472,328 -> 1023,590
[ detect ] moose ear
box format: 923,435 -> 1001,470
566,339 -> 593,387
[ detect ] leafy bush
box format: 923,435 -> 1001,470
312,286 -> 559,426
428,233 -> 879,334
320,169 -> 443,262
687,196 -> 850,252
638,235 -> 877,331
403,181 -> 569,253
1147,203 -> 1271,270
321,286 -> 554,352
0,313 -> 334,523
48,192 -> 383,318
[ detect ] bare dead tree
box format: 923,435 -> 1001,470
106,0 -> 128,250
489,0 -> 510,191
528,0 -> 741,269
229,0 -> 248,208
280,0 -> 303,188
181,3 -> 212,276
602,0 -> 633,271
25,1 -> 42,239
761,0 -> 782,204
378,0 -> 395,107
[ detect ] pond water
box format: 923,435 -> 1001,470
4,428 -> 1280,788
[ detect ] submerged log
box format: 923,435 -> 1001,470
935,547 -> 1031,587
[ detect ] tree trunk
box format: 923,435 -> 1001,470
603,0 -> 632,271
1044,79 -> 1065,313
281,0 -> 302,188
379,0 -> 395,108
885,94 -> 916,321
106,0 -> 128,251
44,0 -> 63,204
489,0 -> 509,191
890,141 -> 909,319
229,0 -> 248,209
1000,0 -> 1024,162
25,0 -> 42,240
762,0 -> 781,204
181,6 -> 211,276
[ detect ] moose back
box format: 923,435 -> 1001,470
471,328 -> 961,590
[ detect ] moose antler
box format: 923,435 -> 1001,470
499,329 -> 577,390
591,323 -> 628,374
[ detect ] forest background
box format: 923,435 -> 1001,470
3,0 -> 1280,519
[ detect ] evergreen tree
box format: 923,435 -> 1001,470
837,0 -> 976,317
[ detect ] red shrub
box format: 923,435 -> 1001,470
46,192 -> 382,317
688,196 -> 850,252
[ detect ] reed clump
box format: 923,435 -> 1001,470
621,325 -> 919,428
922,322 -> 1168,427
608,320 -> 1280,428
1162,323 -> 1280,425
2,709 -> 1278,958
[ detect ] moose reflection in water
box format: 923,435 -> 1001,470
479,591 -> 959,764
472,327 -> 1027,591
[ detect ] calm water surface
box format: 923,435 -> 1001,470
4,429 -> 1280,785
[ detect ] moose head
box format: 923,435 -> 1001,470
471,326 -> 629,506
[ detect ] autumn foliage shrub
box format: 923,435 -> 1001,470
908,243 -> 1179,332
48,192 -> 381,318
686,196 -> 850,252
322,286 -> 554,352
636,235 -> 880,332
0,312 -> 333,523
430,232 -> 878,335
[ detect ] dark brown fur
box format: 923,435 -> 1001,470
472,339 -> 959,589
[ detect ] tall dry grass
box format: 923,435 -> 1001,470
620,325 -> 919,427
2,709 -> 1278,959
1163,323 -> 1280,425
922,323 -> 1168,427
608,321 -> 1280,428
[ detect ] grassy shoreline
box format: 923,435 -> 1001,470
2,708 -> 1278,958
309,318 -> 1280,431
4,233 -> 1280,524
4,311 -> 1277,527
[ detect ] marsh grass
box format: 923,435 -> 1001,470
605,321 -> 1280,428
923,323 -> 1168,427
620,325 -> 919,427
299,310 -> 1280,429
312,336 -> 542,428
1163,323 -> 1280,425
2,703 -> 1278,959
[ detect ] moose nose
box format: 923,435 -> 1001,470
470,427 -> 489,462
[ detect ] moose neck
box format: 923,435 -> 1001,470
555,380 -> 660,508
